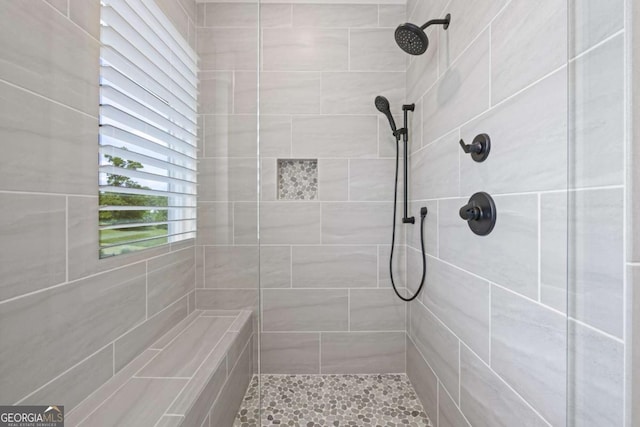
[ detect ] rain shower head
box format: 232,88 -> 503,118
395,14 -> 451,55
375,95 -> 397,133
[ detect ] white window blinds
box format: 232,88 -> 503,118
99,0 -> 198,258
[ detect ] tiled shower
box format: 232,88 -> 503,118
0,0 -> 637,426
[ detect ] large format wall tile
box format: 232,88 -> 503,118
0,82 -> 97,195
540,192 -> 569,312
423,257 -> 491,362
259,72 -> 321,114
461,69 -> 568,194
259,246 -> 291,288
350,29 -> 406,72
197,202 -> 233,245
260,202 -> 321,244
198,158 -> 257,202
263,28 -> 348,71
197,27 -> 257,71
491,0 -> 567,104
569,0 -> 624,57
292,246 -> 377,288
195,289 -> 258,310
259,116 -> 292,158
147,248 -> 195,316
0,263 -> 146,403
569,34 -> 625,188
460,345 -> 549,427
262,289 -> 348,332
423,30 -> 490,145
349,289 -> 405,331
0,193 -> 66,302
439,195 -> 539,298
292,4 -> 378,28
199,71 -> 233,114
409,301 -> 459,401
439,386 -> 471,427
0,1 -> 99,115
204,246 -> 258,289
406,27 -> 439,101
320,332 -> 405,374
292,116 -> 377,158
491,287 -> 567,426
409,130 -> 460,200
406,336 -> 438,422
202,115 -> 257,158
202,3 -> 258,28
349,159 -> 398,201
322,202 -> 393,244
318,159 -> 348,201
261,333 -> 320,374
321,72 -> 405,114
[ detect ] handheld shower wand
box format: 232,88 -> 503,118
375,96 -> 428,302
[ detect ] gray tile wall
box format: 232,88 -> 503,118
404,0 -> 628,425
0,0 -> 198,410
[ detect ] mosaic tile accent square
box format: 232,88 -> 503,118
278,159 -> 318,200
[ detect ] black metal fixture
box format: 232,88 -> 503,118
375,95 -> 427,302
395,14 -> 451,55
459,133 -> 491,162
459,192 -> 497,236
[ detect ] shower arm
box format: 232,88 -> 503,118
420,18 -> 450,30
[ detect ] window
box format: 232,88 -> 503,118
98,0 -> 197,258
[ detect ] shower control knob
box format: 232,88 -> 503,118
459,133 -> 490,162
459,192 -> 496,236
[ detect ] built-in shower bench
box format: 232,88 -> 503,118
65,309 -> 254,427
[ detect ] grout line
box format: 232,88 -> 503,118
65,196 -> 69,283
537,193 -> 542,302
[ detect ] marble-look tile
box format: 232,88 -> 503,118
410,130 -> 460,200
202,3 -> 258,27
197,202 -> 233,245
423,30 -> 490,145
437,0 -> 507,69
406,336 -> 438,422
197,27 -> 257,71
292,115 -> 377,158
439,194 -> 539,299
155,415 -> 184,427
378,5 -> 405,28
263,28 -> 348,71
66,349 -> 160,426
77,378 -> 188,427
202,115 -> 257,158
423,257 -> 491,362
349,29 -> 406,72
195,289 -> 258,311
320,332 -> 405,374
292,4 -> 377,28
409,301 -> 460,401
460,345 -> 549,427
569,0 -> 624,57
233,202 -> 258,244
138,316 -> 234,378
262,289 -> 348,332
349,159 -> 398,201
318,159 -> 348,201
260,72 -> 321,114
209,338 -> 252,426
568,320 -> 624,425
260,202 -> 321,244
0,82 -> 97,195
0,1 -> 99,114
147,248 -> 195,316
292,246 -> 377,288
199,71 -> 233,115
114,297 -> 188,372
20,345 -> 113,411
322,72 -> 404,114
569,34 -> 625,188
260,116 -> 292,157
259,246 -> 291,288
440,386 -> 471,427
0,193 -> 66,302
540,192 -> 568,312
491,287 -> 567,426
197,158 -> 257,202
461,68 -> 567,194
234,71 -> 258,114
349,289 -> 405,331
261,4 -> 292,28
491,0 -> 567,104
568,188 -> 624,337
0,263 -> 146,404
261,333 -> 321,374
321,202 -> 393,244
204,246 -> 258,289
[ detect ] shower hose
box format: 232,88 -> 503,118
389,135 -> 427,302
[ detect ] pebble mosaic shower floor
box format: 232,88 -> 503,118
234,374 -> 432,427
